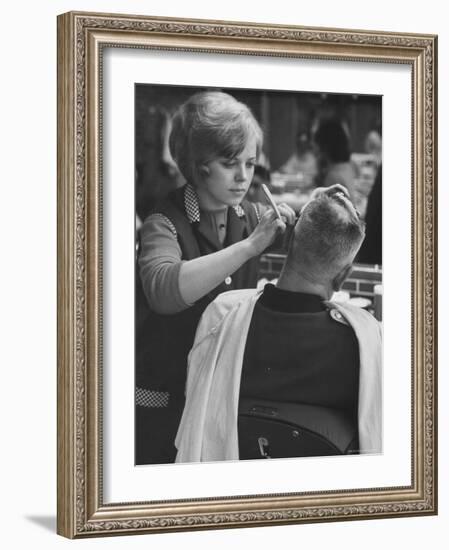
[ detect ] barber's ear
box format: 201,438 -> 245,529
332,264 -> 353,292
199,165 -> 210,177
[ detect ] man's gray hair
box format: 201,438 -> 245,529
287,190 -> 366,279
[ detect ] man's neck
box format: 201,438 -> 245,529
276,266 -> 333,301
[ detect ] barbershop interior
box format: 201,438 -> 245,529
135,84 -> 383,321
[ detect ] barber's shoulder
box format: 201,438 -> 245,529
143,213 -> 177,238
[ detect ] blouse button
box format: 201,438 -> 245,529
224,276 -> 232,285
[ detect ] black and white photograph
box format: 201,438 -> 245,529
134,84 -> 383,466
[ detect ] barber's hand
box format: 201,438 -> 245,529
277,202 -> 297,225
247,209 -> 286,256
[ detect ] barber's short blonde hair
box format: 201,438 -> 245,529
169,91 -> 263,183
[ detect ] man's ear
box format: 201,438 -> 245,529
332,264 -> 353,292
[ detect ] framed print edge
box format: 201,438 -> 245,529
56,11 -> 438,539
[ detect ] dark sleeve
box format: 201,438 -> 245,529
357,166 -> 382,265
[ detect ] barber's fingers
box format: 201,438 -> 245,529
277,202 -> 296,225
259,209 -> 286,233
249,210 -> 286,255
326,183 -> 350,198
260,208 -> 276,222
262,208 -> 286,226
268,210 -> 287,233
275,218 -> 287,232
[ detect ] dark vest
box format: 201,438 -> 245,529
136,186 -> 260,399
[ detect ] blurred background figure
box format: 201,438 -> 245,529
279,128 -> 318,187
135,106 -> 185,222
364,128 -> 382,168
313,117 -> 359,204
356,124 -> 382,264
357,165 -> 382,265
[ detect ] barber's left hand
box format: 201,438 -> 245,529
277,203 -> 296,225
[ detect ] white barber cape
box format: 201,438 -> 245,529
175,288 -> 382,463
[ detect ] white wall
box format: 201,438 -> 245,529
0,1 -> 446,548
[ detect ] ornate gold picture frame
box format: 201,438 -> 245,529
57,11 -> 437,538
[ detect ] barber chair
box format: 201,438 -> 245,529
238,398 -> 358,460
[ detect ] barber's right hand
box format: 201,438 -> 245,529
247,209 -> 286,256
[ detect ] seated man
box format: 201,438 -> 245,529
175,185 -> 382,462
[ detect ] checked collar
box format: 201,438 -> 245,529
184,183 -> 245,223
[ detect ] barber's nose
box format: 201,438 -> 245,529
235,163 -> 247,181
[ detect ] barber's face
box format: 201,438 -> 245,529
194,135 -> 257,211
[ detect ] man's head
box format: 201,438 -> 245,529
284,185 -> 365,293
